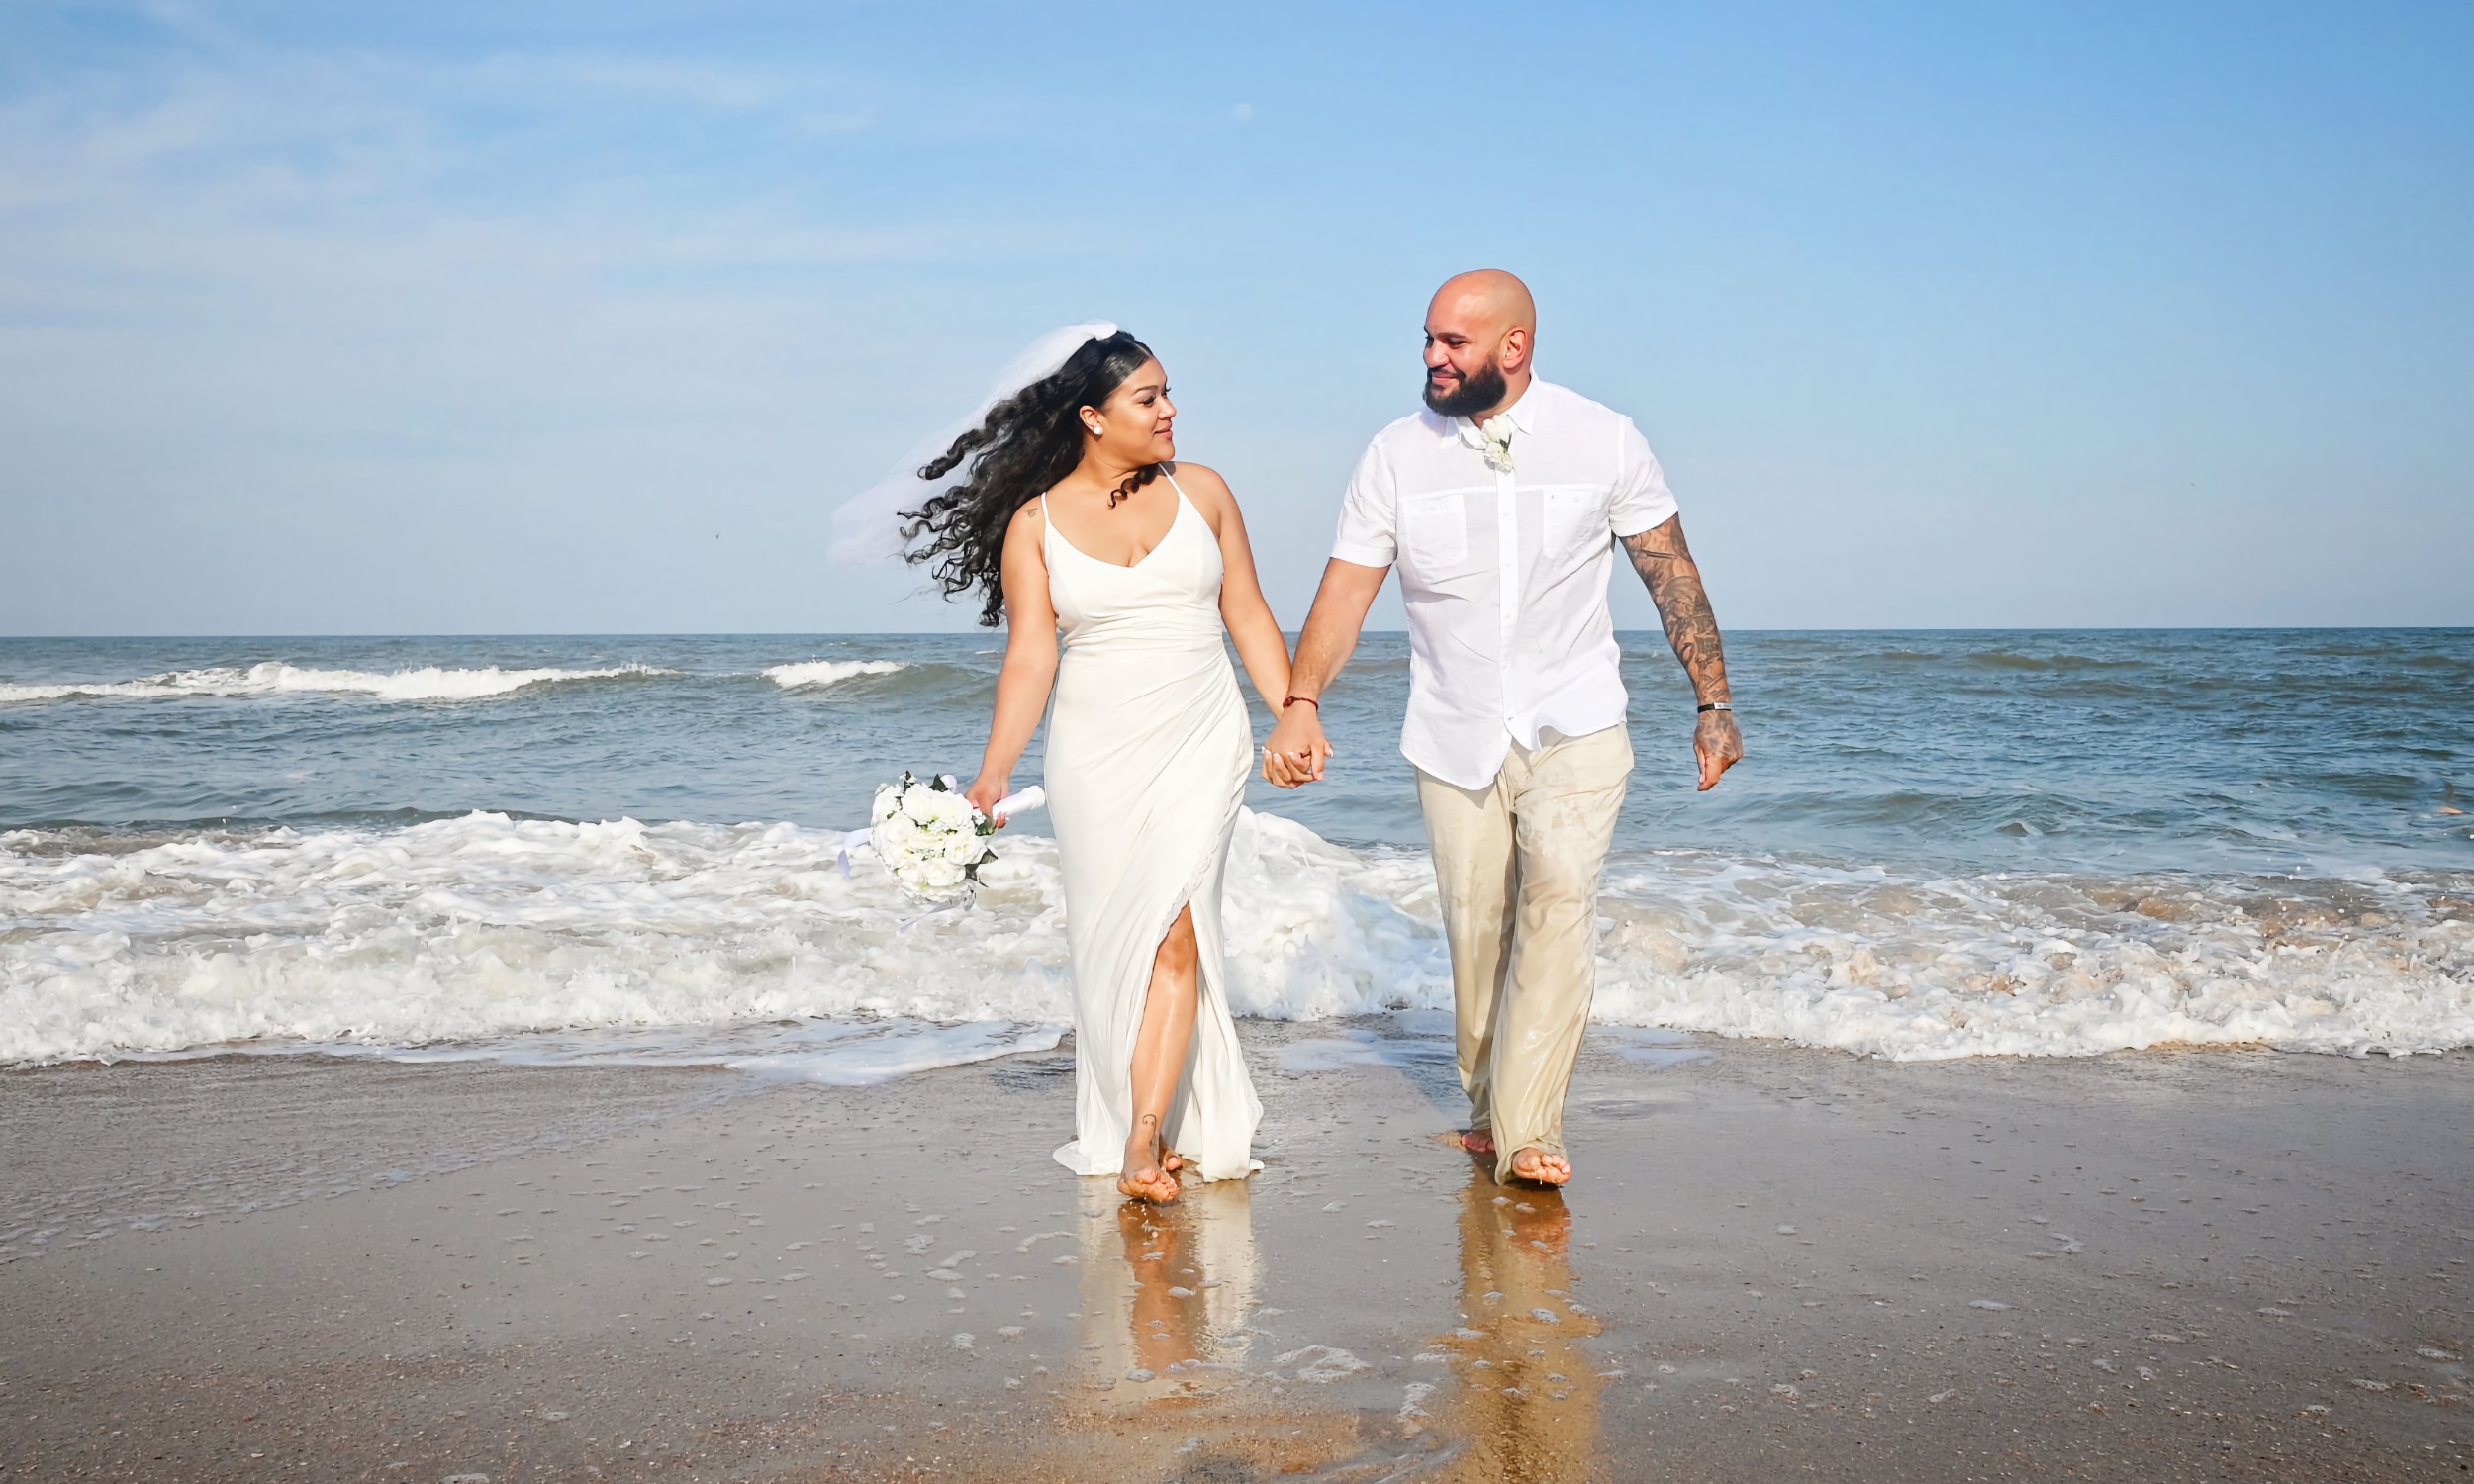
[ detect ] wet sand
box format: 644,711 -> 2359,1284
2,1024 -> 2469,1481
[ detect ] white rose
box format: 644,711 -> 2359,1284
872,783 -> 902,823
873,813 -> 922,859
902,786 -> 941,824
916,857 -> 967,891
930,792 -> 977,832
941,832 -> 988,865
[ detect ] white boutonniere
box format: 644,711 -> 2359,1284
1478,414 -> 1517,473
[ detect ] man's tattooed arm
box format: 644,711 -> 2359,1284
1621,515 -> 1731,704
1621,513 -> 1744,790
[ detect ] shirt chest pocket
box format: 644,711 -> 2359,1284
1398,491 -> 1471,572
1540,484 -> 1611,560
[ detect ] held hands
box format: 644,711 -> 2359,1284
1693,708 -> 1745,791
1261,704 -> 1333,789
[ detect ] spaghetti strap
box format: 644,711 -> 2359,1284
1160,470 -> 1198,533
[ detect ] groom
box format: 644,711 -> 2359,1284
1265,269 -> 1743,1186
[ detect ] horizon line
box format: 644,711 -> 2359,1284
2,624 -> 2471,642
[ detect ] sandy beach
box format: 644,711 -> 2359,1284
3,1026 -> 2468,1481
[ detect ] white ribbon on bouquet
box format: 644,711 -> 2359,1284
834,785 -> 1047,876
983,784 -> 1047,826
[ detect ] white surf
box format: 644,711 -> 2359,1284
0,661 -> 667,704
3,809 -> 2467,1073
761,659 -> 906,689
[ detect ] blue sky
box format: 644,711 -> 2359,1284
1,1 -> 2467,634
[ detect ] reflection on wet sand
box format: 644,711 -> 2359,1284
1076,1178 -> 1258,1399
1047,1180 -> 1393,1479
1424,1165 -> 1607,1481
1056,1167 -> 1607,1480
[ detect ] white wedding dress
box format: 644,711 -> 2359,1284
1042,473 -> 1263,1183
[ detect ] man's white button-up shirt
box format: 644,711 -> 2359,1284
1330,378 -> 1680,790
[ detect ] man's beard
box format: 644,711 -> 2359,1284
1422,358 -> 1507,418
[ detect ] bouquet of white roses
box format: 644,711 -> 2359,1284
870,772 -> 986,899
862,773 -> 1046,901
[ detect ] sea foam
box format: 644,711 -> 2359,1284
0,661 -> 666,704
1587,856 -> 2474,1060
2,810 -> 2467,1070
763,659 -> 905,689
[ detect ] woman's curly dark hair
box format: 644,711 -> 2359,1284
901,330 -> 1163,626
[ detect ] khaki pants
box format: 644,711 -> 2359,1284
1416,724 -> 1631,1183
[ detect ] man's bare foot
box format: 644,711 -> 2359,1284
1117,1125 -> 1181,1204
1506,1146 -> 1571,1186
1462,1127 -> 1496,1157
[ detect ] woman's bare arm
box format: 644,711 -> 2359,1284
965,502 -> 1062,822
1181,464 -> 1293,724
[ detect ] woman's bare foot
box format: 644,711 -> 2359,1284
1117,1121 -> 1181,1204
1507,1146 -> 1571,1186
1462,1127 -> 1496,1158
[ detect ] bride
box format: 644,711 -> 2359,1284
890,326 -> 1290,1203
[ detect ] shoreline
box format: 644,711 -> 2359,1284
3,1025 -> 2469,1480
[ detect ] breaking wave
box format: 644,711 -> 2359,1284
3,810 -> 2468,1076
0,662 -> 668,704
762,659 -> 907,689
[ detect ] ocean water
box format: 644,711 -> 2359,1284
3,630 -> 2469,1073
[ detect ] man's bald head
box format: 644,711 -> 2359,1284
1423,269 -> 1536,419
1431,270 -> 1537,337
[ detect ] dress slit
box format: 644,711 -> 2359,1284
1103,777 -> 1244,1169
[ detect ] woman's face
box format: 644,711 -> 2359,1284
1085,358 -> 1176,464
